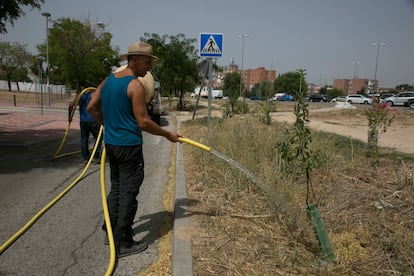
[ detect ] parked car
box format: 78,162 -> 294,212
250,95 -> 260,101
367,94 -> 381,102
345,94 -> 372,104
278,94 -> 294,101
191,86 -> 205,98
382,92 -> 414,106
212,90 -> 223,99
330,96 -> 347,103
192,88 -> 223,99
379,93 -> 395,100
308,94 -> 329,102
406,98 -> 414,109
272,93 -> 286,101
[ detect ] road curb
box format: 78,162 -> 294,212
172,120 -> 193,276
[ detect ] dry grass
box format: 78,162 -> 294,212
180,108 -> 414,275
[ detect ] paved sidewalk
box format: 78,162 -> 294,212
0,102 -> 79,147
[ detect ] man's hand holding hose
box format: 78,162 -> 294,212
166,131 -> 183,143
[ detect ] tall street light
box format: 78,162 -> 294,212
269,57 -> 276,70
238,33 -> 249,98
42,12 -> 51,105
352,61 -> 360,79
371,42 -> 386,94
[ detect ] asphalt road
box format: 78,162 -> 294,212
0,111 -> 176,275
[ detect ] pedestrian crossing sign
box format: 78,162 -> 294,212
199,33 -> 223,57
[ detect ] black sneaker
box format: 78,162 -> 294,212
117,240 -> 148,258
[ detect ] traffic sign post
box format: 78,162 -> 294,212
199,33 -> 223,140
199,33 -> 223,57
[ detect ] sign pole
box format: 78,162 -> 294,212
207,58 -> 213,140
199,33 -> 223,141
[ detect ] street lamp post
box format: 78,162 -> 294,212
371,43 -> 386,94
269,57 -> 276,70
238,33 -> 249,99
42,12 -> 51,105
37,58 -> 43,114
352,61 -> 360,79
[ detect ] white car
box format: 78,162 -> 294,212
382,92 -> 414,106
408,99 -> 414,109
345,94 -> 372,104
330,96 -> 347,103
272,93 -> 286,101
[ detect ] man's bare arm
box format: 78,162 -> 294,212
128,79 -> 181,142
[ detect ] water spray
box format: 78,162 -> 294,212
179,137 -> 335,262
179,138 -> 266,188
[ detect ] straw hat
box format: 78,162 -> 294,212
119,41 -> 159,61
113,65 -> 155,103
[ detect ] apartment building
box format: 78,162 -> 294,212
243,67 -> 276,90
333,78 -> 377,95
217,65 -> 276,91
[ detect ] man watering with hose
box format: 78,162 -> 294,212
87,41 -> 182,258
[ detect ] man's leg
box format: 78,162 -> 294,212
80,122 -> 90,161
116,145 -> 144,236
89,121 -> 102,158
109,145 -> 147,257
105,144 -> 120,229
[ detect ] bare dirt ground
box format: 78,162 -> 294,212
271,106 -> 414,154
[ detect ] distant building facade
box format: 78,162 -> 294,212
243,67 -> 276,91
308,83 -> 321,94
333,78 -> 377,95
215,64 -> 276,92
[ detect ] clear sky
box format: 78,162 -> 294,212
2,0 -> 414,88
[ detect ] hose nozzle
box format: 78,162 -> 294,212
179,137 -> 211,152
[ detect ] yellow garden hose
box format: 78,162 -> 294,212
178,137 -> 211,152
0,86 -> 118,273
0,125 -> 103,255
99,146 -> 116,275
51,87 -> 97,160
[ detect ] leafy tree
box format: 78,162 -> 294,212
274,71 -> 308,96
38,18 -> 119,92
141,33 -> 199,109
223,71 -> 241,114
0,0 -> 44,34
250,81 -> 273,99
320,86 -> 344,98
396,84 -> 414,91
0,41 -> 32,91
212,62 -> 222,72
11,67 -> 30,90
250,80 -> 275,124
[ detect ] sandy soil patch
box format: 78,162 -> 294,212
271,107 -> 414,154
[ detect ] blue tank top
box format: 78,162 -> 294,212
101,73 -> 143,146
